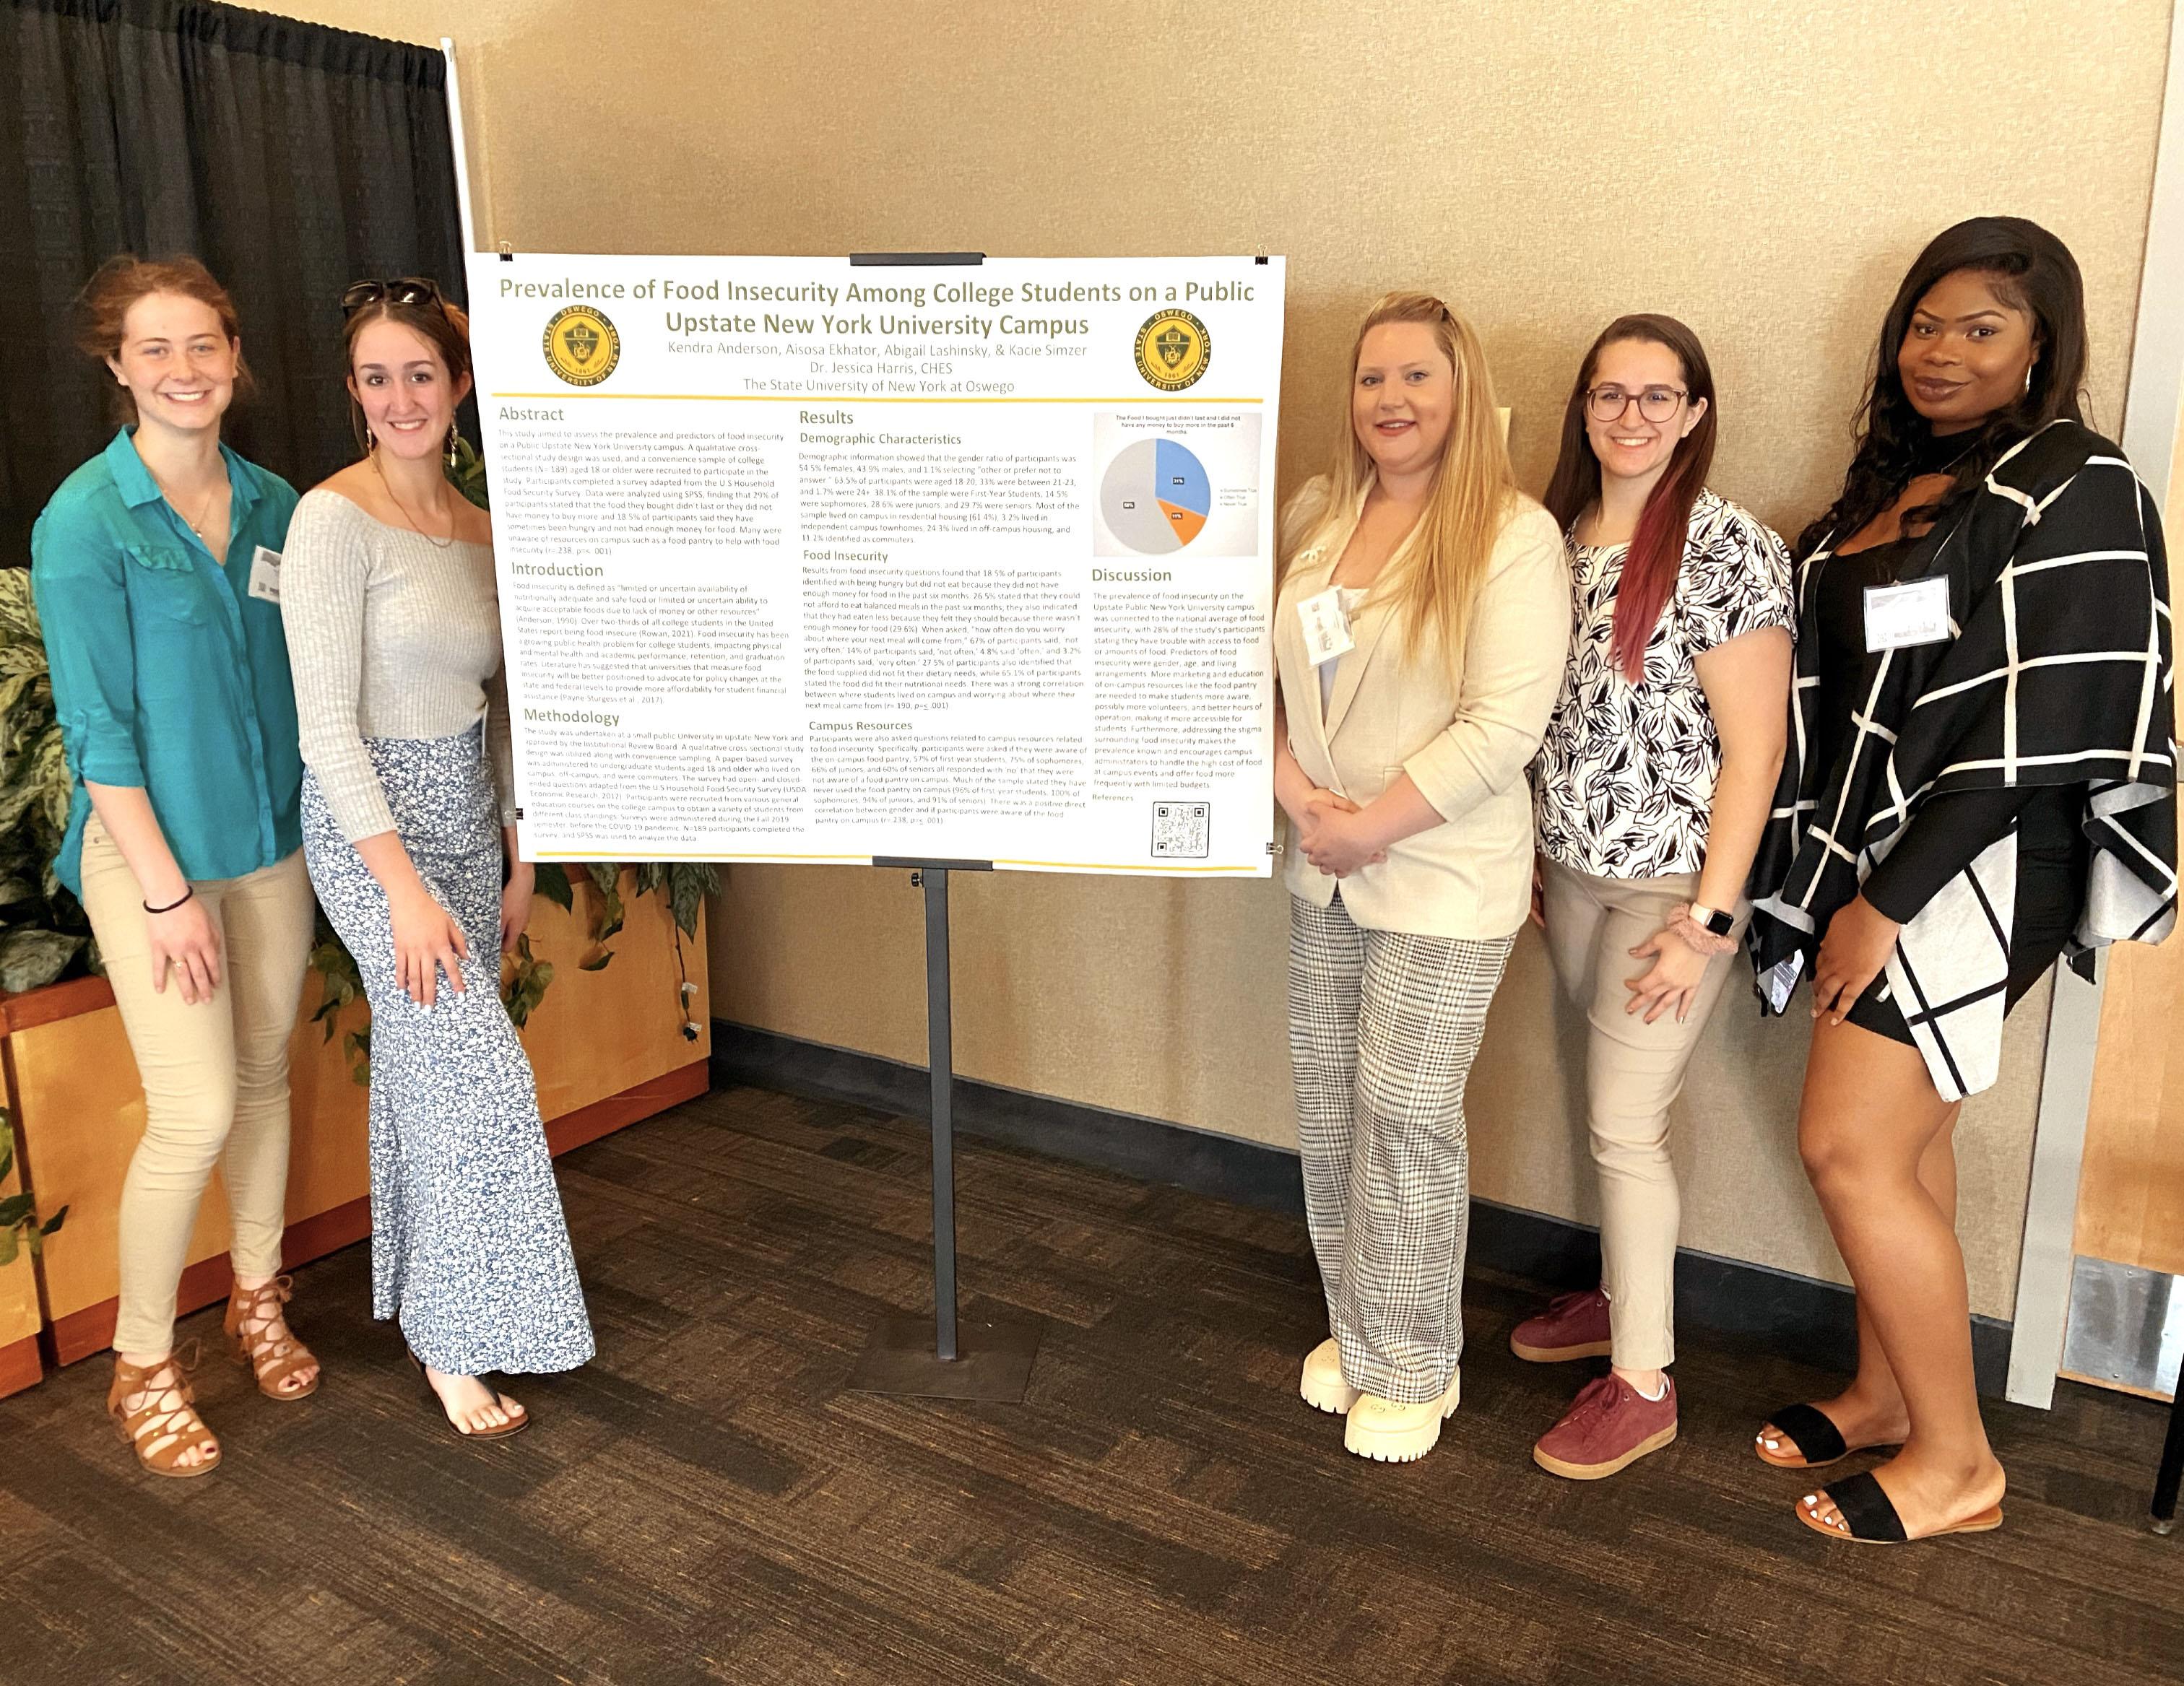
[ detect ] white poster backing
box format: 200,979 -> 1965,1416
467,253 -> 1284,876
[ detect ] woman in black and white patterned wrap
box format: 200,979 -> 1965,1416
1746,220 -> 2174,1547
283,279 -> 594,1440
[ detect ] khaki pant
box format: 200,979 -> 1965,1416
77,815 -> 314,1356
1538,859 -> 1748,1371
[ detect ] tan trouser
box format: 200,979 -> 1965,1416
1538,859 -> 1749,1371
77,815 -> 314,1356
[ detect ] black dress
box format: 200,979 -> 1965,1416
1809,535 -> 2086,1046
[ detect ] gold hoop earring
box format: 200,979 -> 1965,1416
2023,365 -> 2034,397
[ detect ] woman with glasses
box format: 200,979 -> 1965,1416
1749,219 -> 2172,1543
33,256 -> 320,1477
281,278 -> 592,1438
1513,316 -> 1793,1479
1275,292 -> 1568,1463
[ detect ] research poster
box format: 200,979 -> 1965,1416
466,253 -> 1285,874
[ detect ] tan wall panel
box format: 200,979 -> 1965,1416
2076,383 -> 2184,1277
0,1116 -> 49,1352
2079,938 -> 2184,1274
285,0 -> 2164,536
280,0 -> 2168,1316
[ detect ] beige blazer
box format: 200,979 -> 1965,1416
1275,488 -> 1570,939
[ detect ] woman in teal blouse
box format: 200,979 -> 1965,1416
32,256 -> 322,1478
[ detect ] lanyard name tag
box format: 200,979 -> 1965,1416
1297,586 -> 1355,665
1863,575 -> 1950,653
248,545 -> 282,604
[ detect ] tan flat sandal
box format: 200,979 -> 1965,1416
406,1349 -> 529,1441
225,1274 -> 321,1401
108,1352 -> 221,1479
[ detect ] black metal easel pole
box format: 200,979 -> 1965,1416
2152,1374 -> 2184,1534
923,866 -> 958,1362
846,856 -> 1039,1401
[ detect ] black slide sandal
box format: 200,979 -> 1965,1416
1798,1470 -> 2003,1544
1755,1402 -> 1849,1468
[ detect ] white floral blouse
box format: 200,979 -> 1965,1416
1530,488 -> 1793,879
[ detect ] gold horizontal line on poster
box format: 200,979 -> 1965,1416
543,851 -> 1263,872
490,393 -> 1266,404
543,851 -> 873,862
990,860 -> 1263,873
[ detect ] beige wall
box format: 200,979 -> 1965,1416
290,0 -> 2175,1317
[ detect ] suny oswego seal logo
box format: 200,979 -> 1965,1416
1133,309 -> 1210,392
543,305 -> 620,387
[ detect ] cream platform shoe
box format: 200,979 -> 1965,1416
1299,1337 -> 1359,1415
1343,1370 -> 1462,1463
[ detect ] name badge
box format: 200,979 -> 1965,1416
1863,576 -> 1950,653
248,545 -> 282,605
1297,587 -> 1355,665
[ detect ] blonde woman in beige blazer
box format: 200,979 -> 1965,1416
1275,294 -> 1569,1464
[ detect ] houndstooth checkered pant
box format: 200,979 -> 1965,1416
1288,891 -> 1512,1404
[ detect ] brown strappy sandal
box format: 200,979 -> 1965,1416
108,1350 -> 221,1479
225,1275 -> 321,1401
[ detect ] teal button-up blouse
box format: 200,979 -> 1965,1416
31,429 -> 304,897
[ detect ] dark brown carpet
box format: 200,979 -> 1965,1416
0,1082 -> 2176,1686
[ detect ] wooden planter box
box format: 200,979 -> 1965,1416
0,873 -> 708,1391
0,1132 -> 38,1396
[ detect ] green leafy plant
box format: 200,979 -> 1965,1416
305,861 -> 716,1075
533,859 -> 716,976
306,911 -> 374,1084
450,433 -> 490,513
502,931 -> 554,1030
0,1108 -> 66,1265
0,571 -> 92,993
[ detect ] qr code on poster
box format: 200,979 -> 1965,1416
1150,801 -> 1211,859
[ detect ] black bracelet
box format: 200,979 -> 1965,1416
143,886 -> 195,916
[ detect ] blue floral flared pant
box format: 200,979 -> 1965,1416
300,724 -> 594,1376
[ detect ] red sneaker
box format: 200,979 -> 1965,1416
1509,1287 -> 1611,1363
1532,1373 -> 1678,1480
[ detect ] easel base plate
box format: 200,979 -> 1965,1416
846,1310 -> 1044,1402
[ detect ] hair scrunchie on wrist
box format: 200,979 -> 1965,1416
1665,903 -> 1738,956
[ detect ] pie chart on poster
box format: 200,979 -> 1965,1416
1100,438 -> 1212,554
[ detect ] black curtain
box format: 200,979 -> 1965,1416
0,0 -> 467,565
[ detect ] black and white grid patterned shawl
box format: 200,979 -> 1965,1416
1748,420 -> 2176,1100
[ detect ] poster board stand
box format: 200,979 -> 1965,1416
828,254 -> 1042,1402
458,230 -> 1284,1401
846,861 -> 1042,1402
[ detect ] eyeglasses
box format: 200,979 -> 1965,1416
1586,385 -> 1688,425
340,277 -> 448,318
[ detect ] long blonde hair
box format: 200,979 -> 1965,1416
1282,292 -> 1517,685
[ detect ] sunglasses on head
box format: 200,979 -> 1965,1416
340,277 -> 448,317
